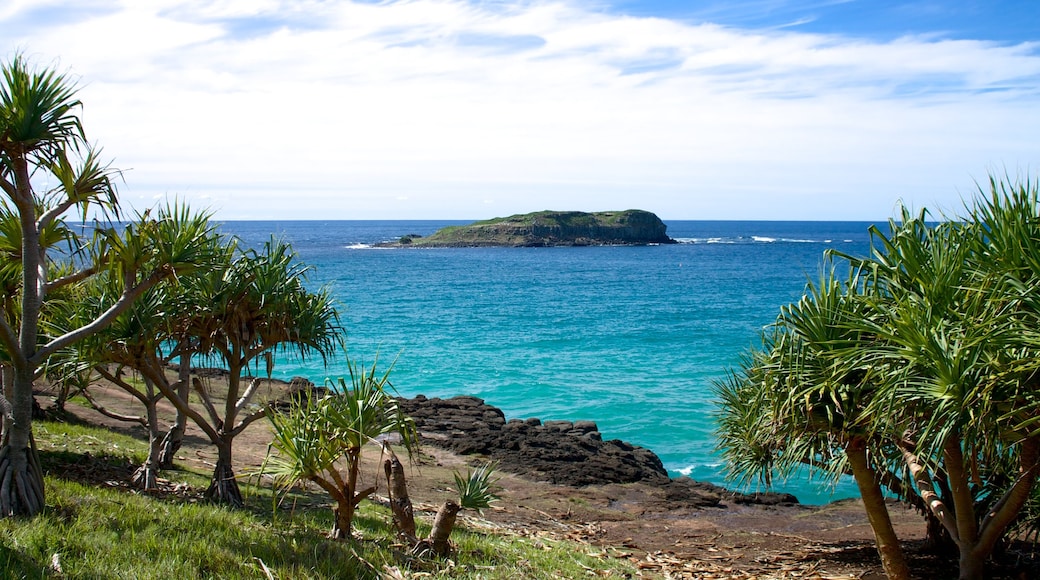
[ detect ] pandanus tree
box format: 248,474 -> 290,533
53,205 -> 224,490
160,237 -> 342,506
0,55 -> 213,516
264,359 -> 417,540
717,178 -> 1040,580
851,206 -> 1040,580
423,462 -> 500,556
715,267 -> 912,580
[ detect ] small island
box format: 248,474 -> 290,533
386,209 -> 677,247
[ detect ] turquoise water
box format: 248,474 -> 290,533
222,220 -> 874,504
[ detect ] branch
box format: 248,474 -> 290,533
898,440 -> 961,545
878,466 -> 927,513
329,463 -> 348,492
30,267 -> 170,366
193,377 -> 224,432
943,434 -> 978,547
38,199 -> 79,233
0,311 -> 21,366
93,366 -> 151,408
0,176 -> 16,199
976,436 -> 1040,555
78,385 -> 147,428
234,377 -> 262,416
45,263 -> 98,294
143,369 -> 222,445
229,405 -> 269,439
352,485 -> 377,506
310,474 -> 347,505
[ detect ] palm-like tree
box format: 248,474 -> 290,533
264,359 -> 417,539
52,205 -> 224,490
718,180 -> 1040,579
149,237 -> 343,506
853,208 -> 1040,580
424,462 -> 500,556
0,56 -> 210,516
715,266 -> 911,580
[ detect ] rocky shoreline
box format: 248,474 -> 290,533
397,394 -> 799,508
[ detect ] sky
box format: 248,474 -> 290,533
2,0 -> 1038,220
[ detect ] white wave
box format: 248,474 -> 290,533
676,237 -> 732,244
344,243 -> 373,249
676,463 -> 722,476
752,236 -> 777,243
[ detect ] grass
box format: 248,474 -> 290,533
0,419 -> 640,579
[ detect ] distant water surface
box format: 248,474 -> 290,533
221,220 -> 875,504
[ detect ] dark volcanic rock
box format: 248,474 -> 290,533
660,477 -> 800,508
398,395 -> 800,507
399,395 -> 670,487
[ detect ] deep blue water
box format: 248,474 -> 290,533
220,220 -> 875,504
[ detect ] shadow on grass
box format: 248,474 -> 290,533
39,449 -> 137,486
0,543 -> 48,579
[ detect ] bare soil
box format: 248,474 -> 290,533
36,376 -> 1040,579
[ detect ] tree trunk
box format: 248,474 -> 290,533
846,437 -> 911,580
206,439 -> 242,507
156,427 -> 183,470
427,500 -> 461,556
52,382 -> 69,413
332,497 -> 356,540
132,451 -> 160,491
3,160 -> 45,519
158,355 -> 191,469
0,366 -> 45,517
132,399 -> 163,491
958,550 -> 984,580
384,456 -> 417,543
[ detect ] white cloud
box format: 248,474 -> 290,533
2,0 -> 1038,219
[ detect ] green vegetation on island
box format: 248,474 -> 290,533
390,209 -> 676,247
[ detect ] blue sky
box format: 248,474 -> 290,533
613,1 -> 1038,42
2,0 -> 1038,220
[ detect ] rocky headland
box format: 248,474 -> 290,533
382,209 -> 676,247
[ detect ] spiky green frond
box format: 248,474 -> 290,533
454,462 -> 500,513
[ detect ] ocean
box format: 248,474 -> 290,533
221,220 -> 876,504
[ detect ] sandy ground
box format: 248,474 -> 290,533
36,376 -> 1015,579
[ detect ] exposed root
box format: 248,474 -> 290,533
206,459 -> 243,508
131,463 -> 159,491
0,443 -> 45,517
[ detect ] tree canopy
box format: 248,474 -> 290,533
715,174 -> 1040,580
